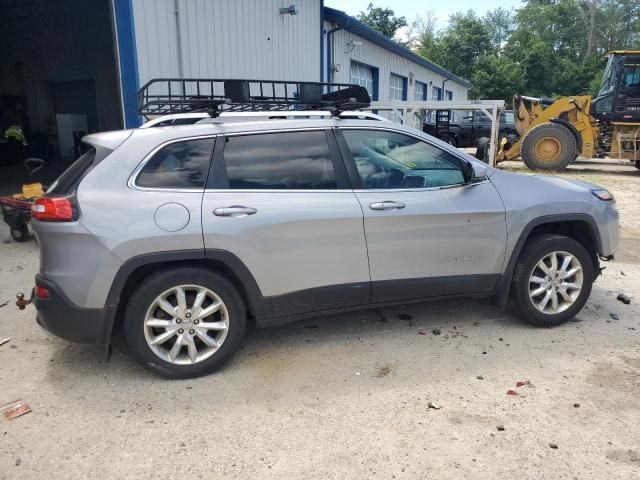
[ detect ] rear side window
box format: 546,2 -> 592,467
47,144 -> 118,195
136,138 -> 214,189
222,131 -> 337,190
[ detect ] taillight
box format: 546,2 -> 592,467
31,196 -> 76,221
35,286 -> 50,298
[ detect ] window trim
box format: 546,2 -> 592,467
129,134 -> 217,192
335,126 -> 476,192
350,60 -> 379,101
206,128 -> 351,192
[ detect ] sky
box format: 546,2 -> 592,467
324,0 -> 524,28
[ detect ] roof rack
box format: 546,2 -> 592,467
137,78 -> 371,118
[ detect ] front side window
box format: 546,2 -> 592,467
136,138 -> 214,189
341,129 -> 468,189
223,131 -> 336,190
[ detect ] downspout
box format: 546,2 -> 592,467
442,76 -> 451,100
320,1 -> 325,82
326,23 -> 343,84
174,0 -> 185,79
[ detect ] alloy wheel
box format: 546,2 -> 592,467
143,285 -> 229,365
528,251 -> 583,314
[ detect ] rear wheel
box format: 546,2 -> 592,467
635,160 -> 640,170
511,234 -> 594,327
10,224 -> 29,242
521,122 -> 577,171
124,267 -> 246,378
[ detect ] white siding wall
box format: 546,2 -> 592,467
326,23 -> 469,102
133,0 -> 321,85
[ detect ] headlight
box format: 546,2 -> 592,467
591,189 -> 614,201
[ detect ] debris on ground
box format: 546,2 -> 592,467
569,317 -> 583,322
573,403 -> 580,408
1,399 -> 31,420
496,425 -> 505,431
303,325 -> 319,329
617,293 -> 631,305
15,458 -> 21,466
375,364 -> 392,377
427,402 -> 441,410
516,380 -> 529,387
506,389 -> 518,396
620,270 -> 625,276
549,443 -> 558,449
449,329 -> 468,339
398,313 -> 412,321
610,313 -> 620,321
355,372 -> 360,376
476,375 -> 484,380
432,328 -> 441,336
0,337 -> 11,347
418,331 -> 427,335
0,301 -> 8,308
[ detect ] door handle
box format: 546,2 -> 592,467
369,201 -> 406,211
213,206 -> 257,217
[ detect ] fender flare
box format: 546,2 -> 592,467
100,249 -> 269,345
491,214 -> 602,309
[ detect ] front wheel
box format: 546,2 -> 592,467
124,267 -> 246,378
511,234 -> 594,327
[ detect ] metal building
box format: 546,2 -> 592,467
0,0 -> 468,159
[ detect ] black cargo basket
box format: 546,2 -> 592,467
137,78 -> 371,118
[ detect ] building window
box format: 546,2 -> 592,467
445,90 -> 453,101
389,74 -> 406,101
350,61 -> 376,100
432,86 -> 442,101
414,81 -> 427,101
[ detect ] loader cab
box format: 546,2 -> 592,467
592,51 -> 640,122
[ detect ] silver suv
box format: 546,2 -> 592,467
29,112 -> 619,378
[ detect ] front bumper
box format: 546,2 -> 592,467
33,275 -> 110,345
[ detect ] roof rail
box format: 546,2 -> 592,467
139,110 -> 389,128
137,78 -> 371,118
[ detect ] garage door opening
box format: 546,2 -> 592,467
0,0 -> 124,191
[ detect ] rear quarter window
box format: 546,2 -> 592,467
136,138 -> 215,189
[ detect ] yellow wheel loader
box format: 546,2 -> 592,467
493,51 -> 640,171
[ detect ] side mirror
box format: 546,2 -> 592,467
471,162 -> 488,182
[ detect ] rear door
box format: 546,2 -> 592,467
337,127 -> 507,303
201,129 -> 370,317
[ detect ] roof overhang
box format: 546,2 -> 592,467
323,7 -> 471,88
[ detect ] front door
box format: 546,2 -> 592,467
337,127 -> 507,303
201,129 -> 370,317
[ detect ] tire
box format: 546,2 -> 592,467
635,160 -> 640,170
475,137 -> 490,163
124,267 -> 246,379
446,134 -> 458,148
10,224 -> 29,242
511,234 -> 594,327
521,122 -> 577,171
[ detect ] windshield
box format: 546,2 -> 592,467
597,55 -> 624,97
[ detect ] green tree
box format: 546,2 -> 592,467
357,3 -> 407,39
471,55 -> 524,103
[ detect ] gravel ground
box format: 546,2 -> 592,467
0,159 -> 639,479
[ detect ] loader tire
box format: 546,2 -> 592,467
521,122 -> 577,171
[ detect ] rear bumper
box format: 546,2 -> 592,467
33,275 -> 110,345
